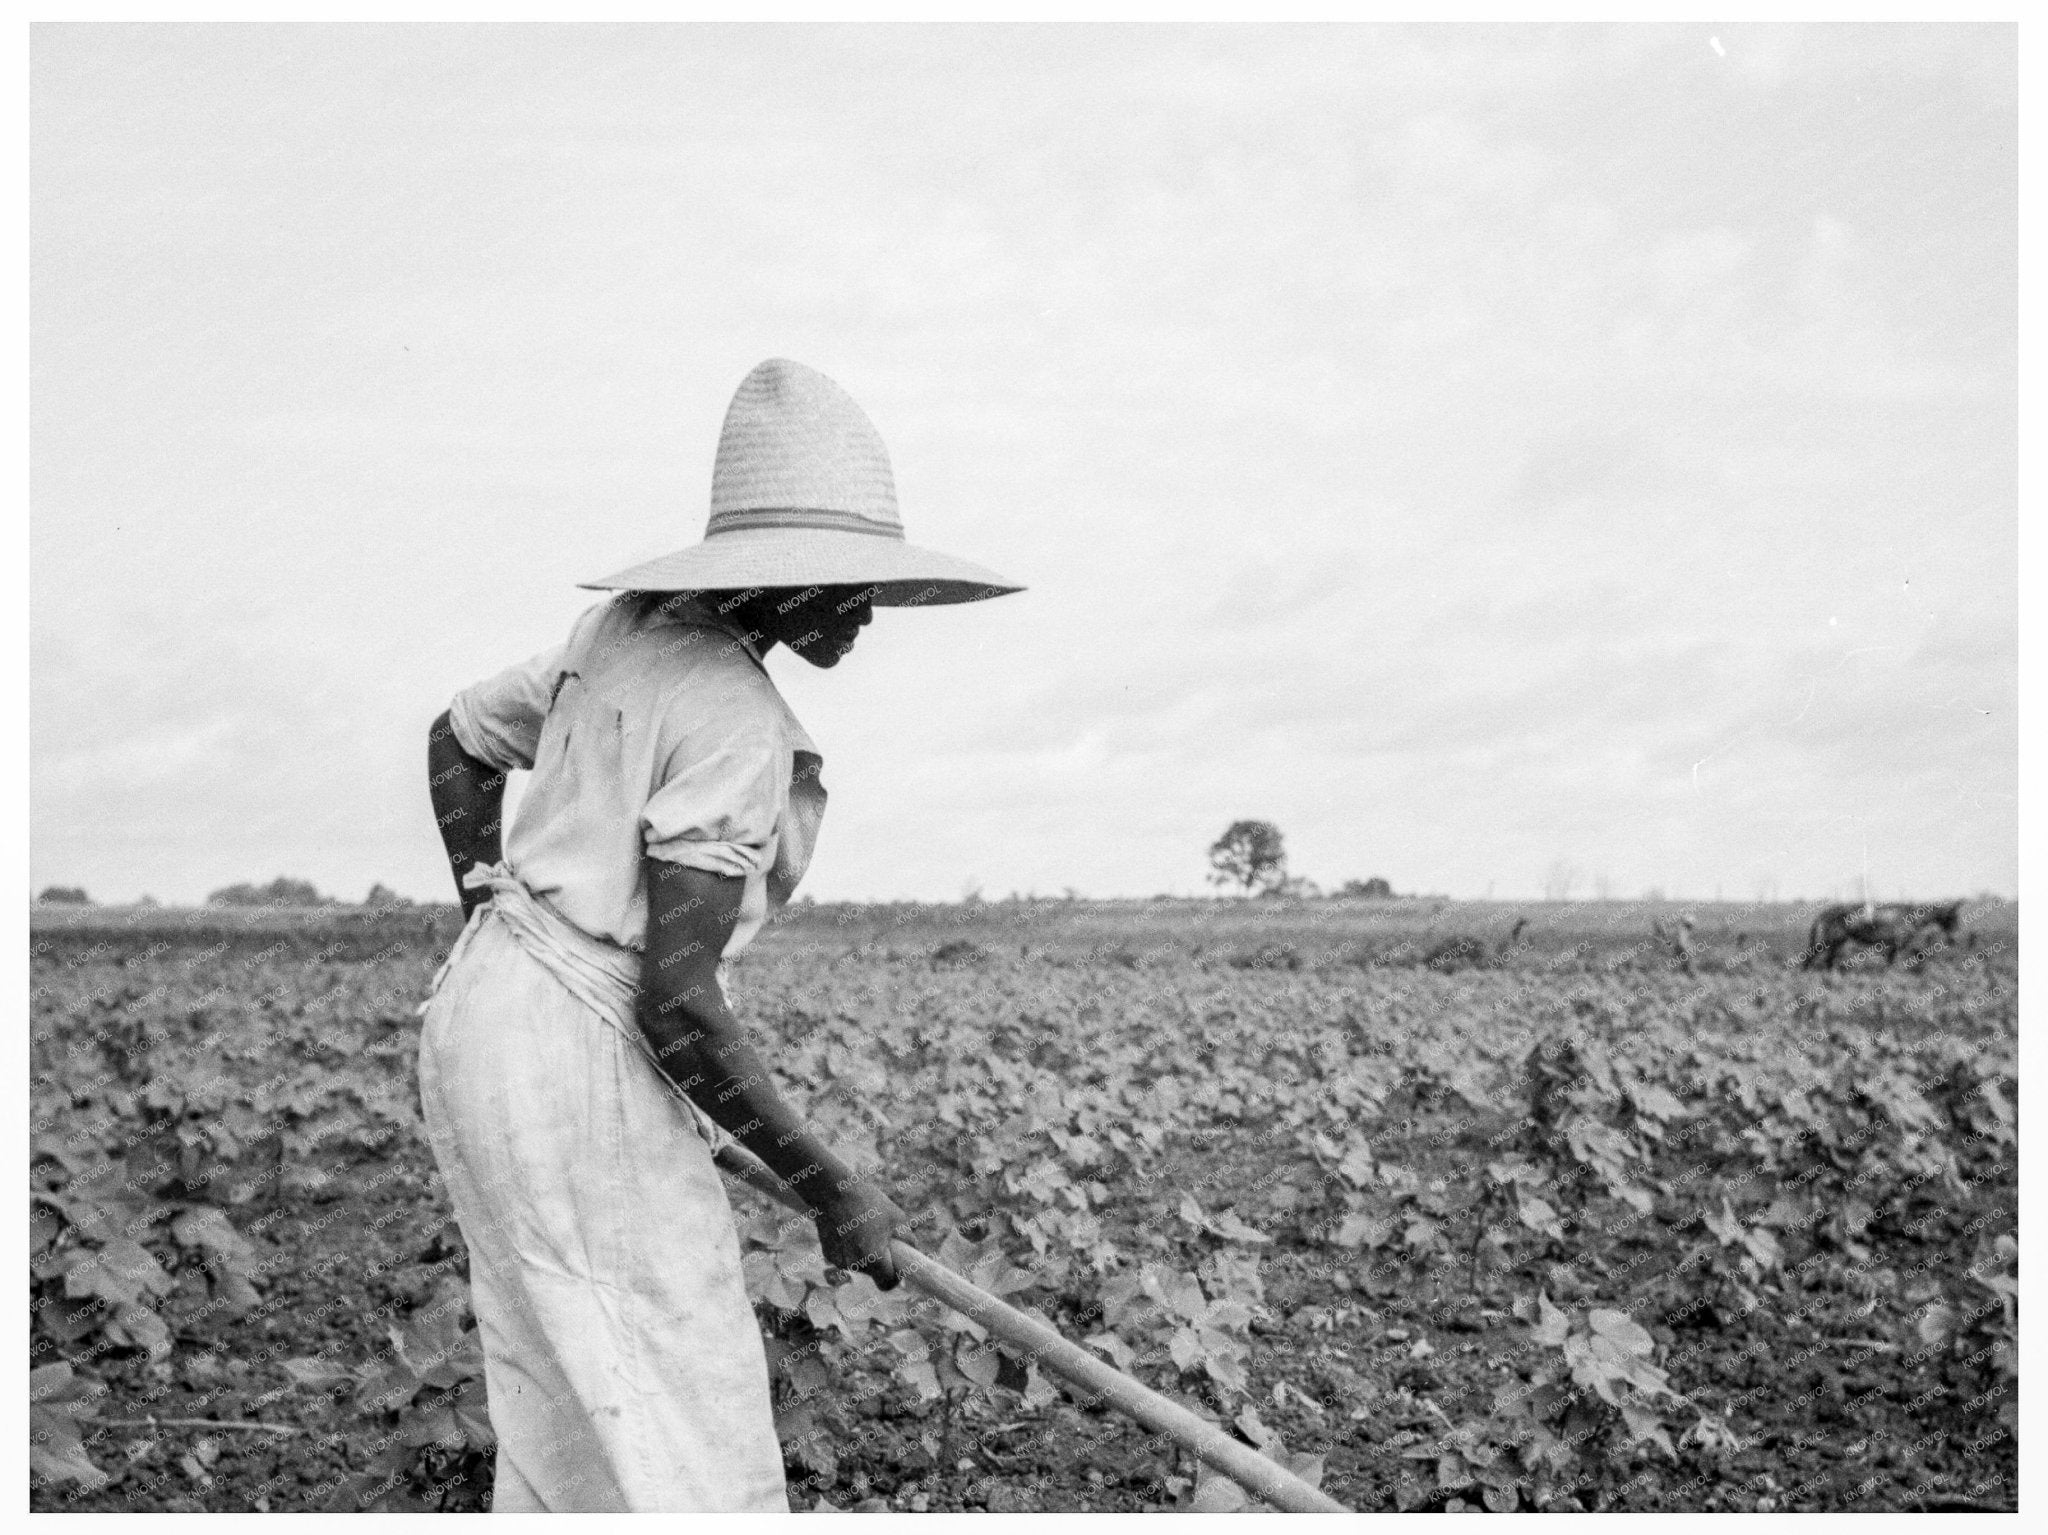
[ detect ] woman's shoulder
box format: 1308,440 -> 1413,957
565,595 -> 741,677
592,599 -> 813,746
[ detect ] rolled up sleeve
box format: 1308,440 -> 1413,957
641,728 -> 791,877
448,643 -> 566,775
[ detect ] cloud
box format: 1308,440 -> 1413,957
31,25 -> 2015,904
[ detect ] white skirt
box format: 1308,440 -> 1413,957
417,890 -> 788,1512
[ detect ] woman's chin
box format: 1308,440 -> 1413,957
800,641 -> 855,669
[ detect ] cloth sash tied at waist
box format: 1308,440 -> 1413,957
422,862 -> 732,1154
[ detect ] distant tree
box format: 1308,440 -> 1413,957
1270,874 -> 1322,899
1543,859 -> 1581,902
363,883 -> 413,908
134,894 -> 160,908
208,876 -> 329,907
1340,877 -> 1395,899
37,886 -> 91,905
1208,820 -> 1287,896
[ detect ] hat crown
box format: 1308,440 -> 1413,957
709,359 -> 901,532
578,356 -> 1022,604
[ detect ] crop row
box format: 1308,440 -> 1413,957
29,931 -> 2016,1510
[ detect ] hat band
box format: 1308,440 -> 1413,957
706,507 -> 905,540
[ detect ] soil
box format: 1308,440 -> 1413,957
30,905 -> 2018,1513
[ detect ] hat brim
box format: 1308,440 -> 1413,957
579,528 -> 1023,608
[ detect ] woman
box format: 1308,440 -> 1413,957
420,359 -> 1021,1512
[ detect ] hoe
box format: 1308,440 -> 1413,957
713,1142 -> 1350,1514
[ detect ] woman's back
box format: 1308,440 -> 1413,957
448,592 -> 825,955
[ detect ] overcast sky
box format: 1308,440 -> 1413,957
32,23 -> 2016,905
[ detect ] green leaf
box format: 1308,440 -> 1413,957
447,1375 -> 493,1449
1086,1331 -> 1136,1374
353,1362 -> 417,1416
742,1248 -> 809,1312
955,1337 -> 1001,1390
37,1293 -> 106,1344
281,1355 -> 355,1391
831,1272 -> 913,1330
30,1362 -> 105,1411
1334,1211 -> 1391,1249
1147,1267 -> 1210,1325
30,1405 -> 111,1490
1917,1304 -> 1958,1349
1587,1309 -> 1655,1357
1517,1193 -> 1563,1240
1403,1217 -> 1443,1253
1742,1224 -> 1783,1270
1097,1271 -> 1157,1332
1211,1209 -> 1272,1245
105,1301 -> 174,1361
1626,1081 -> 1689,1123
1203,1347 -> 1250,1397
802,1285 -> 848,1338
1703,1201 -> 1744,1247
33,1131 -> 100,1181
62,1238 -> 172,1308
392,1306 -> 481,1389
1234,1402 -> 1280,1450
1614,1181 -> 1655,1215
213,1268 -> 262,1317
1021,1362 -> 1059,1409
399,1403 -> 462,1449
1757,1195 -> 1806,1230
890,1330 -> 942,1400
1619,1400 -> 1676,1461
966,1250 -> 1038,1298
1191,1464 -> 1250,1512
171,1205 -> 255,1261
781,1352 -> 830,1406
1282,1449 -> 1326,1490
932,1344 -> 974,1396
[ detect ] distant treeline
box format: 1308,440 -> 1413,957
205,878 -> 416,908
35,879 -> 417,909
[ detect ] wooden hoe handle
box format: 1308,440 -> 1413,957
713,1144 -> 1351,1514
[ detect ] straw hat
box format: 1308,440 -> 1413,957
581,359 -> 1024,607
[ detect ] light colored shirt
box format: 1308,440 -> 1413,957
446,592 -> 825,957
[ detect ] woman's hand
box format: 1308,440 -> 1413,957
815,1180 -> 907,1291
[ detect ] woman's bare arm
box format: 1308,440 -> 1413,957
428,709 -> 508,919
638,856 -> 904,1287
